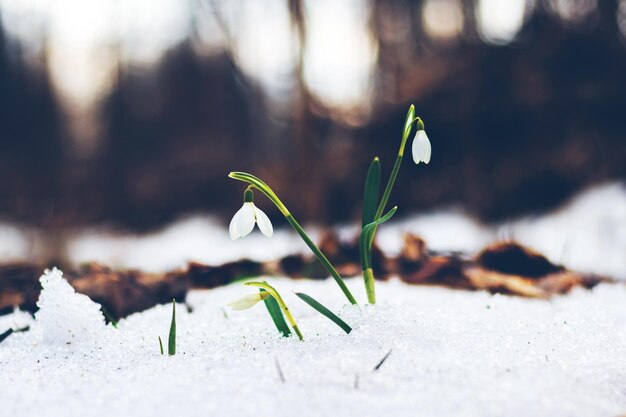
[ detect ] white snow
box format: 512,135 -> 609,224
67,216 -> 311,271
1,269 -> 625,417
33,268 -> 109,346
65,182 -> 626,280
0,183 -> 624,279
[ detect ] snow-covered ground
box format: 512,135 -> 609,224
1,269 -> 625,417
1,182 -> 623,279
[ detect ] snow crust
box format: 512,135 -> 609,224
1,269 -> 625,417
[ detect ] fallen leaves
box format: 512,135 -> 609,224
0,233 -> 613,320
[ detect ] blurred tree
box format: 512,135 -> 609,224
0,0 -> 624,232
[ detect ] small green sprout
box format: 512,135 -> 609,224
168,299 -> 176,356
158,336 -> 164,355
295,292 -> 352,334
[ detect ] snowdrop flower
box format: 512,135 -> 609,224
229,189 -> 273,239
412,129 -> 431,164
228,292 -> 269,311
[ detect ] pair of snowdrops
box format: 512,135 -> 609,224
227,128 -> 432,311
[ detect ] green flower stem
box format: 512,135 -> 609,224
229,172 -> 358,305
284,214 -> 357,305
245,282 -> 304,340
374,115 -> 418,222
362,107 -> 419,304
229,172 -> 289,215
362,268 -> 375,304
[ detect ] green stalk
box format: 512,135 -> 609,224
374,108 -> 418,222
284,214 -> 357,305
229,172 -> 358,305
245,281 -> 304,340
360,105 -> 419,303
359,206 -> 397,303
374,155 -> 404,222
362,268 -> 376,304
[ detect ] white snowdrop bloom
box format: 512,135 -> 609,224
227,292 -> 269,311
412,130 -> 431,164
229,201 -> 273,239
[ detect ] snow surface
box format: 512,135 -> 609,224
0,183 -> 624,279
68,182 -> 626,280
1,269 -> 625,417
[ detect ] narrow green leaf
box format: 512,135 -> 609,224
295,292 -> 352,334
362,157 -> 381,228
359,206 -> 398,268
168,299 -> 176,356
261,288 -> 291,337
158,336 -> 164,355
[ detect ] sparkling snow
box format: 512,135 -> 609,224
1,269 -> 625,417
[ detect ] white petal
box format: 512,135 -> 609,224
228,293 -> 262,310
412,130 -> 431,164
253,206 -> 273,237
229,205 -> 246,239
411,131 -> 422,163
236,203 -> 256,237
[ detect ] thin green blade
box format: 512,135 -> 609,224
295,292 -> 352,334
261,288 -> 291,337
168,299 -> 176,356
158,336 -> 164,355
362,157 -> 381,228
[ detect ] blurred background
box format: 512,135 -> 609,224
0,0 -> 625,258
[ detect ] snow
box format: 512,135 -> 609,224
1,269 -> 625,417
65,182 -> 626,279
67,216 -> 311,271
0,183 -> 624,279
34,268 -> 109,346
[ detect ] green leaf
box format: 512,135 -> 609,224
359,206 -> 398,269
158,336 -> 164,355
362,157 -> 381,228
168,299 -> 176,356
261,288 -> 292,337
295,292 -> 352,334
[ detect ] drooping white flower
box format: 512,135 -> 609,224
229,202 -> 273,239
412,130 -> 431,164
227,292 -> 269,311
